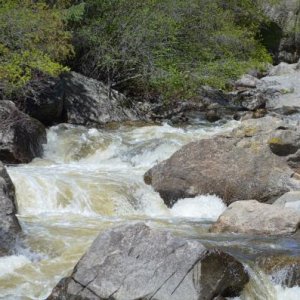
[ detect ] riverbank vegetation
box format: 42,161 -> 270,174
0,0 -> 276,101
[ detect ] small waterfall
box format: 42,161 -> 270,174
235,265 -> 300,300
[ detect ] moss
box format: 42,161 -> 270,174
268,137 -> 283,145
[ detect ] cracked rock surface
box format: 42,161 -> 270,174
47,223 -> 249,300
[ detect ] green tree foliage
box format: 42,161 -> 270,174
0,0 -> 73,95
1,0 -> 276,100
72,0 -> 273,100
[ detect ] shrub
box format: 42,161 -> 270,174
0,0 -> 73,96
72,0 -> 273,100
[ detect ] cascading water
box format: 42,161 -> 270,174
0,121 -> 299,299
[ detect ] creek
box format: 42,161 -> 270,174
0,121 -> 299,299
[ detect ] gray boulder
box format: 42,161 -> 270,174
211,200 -> 300,236
0,162 -> 21,256
144,117 -> 298,207
0,101 -> 47,163
273,191 -> 300,211
47,223 -> 249,300
62,72 -> 138,126
231,62 -> 300,115
263,63 -> 300,114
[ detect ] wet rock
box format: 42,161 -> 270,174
205,110 -> 221,122
0,162 -> 21,256
150,86 -> 243,124
144,117 -> 298,207
256,255 -> 300,287
149,101 -> 205,123
273,191 -> 300,211
211,200 -> 300,236
62,72 -> 138,126
47,223 -> 249,300
0,101 -> 47,164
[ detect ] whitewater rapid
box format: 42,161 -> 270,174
0,121 -> 299,299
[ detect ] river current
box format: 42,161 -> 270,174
0,121 -> 299,299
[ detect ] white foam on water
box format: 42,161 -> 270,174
274,285 -> 300,300
5,121 -> 243,299
229,265 -> 300,300
0,255 -> 31,278
170,195 -> 226,221
8,121 -> 239,219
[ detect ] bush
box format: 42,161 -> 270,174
0,0 -> 276,101
71,0 -> 273,100
0,0 -> 73,96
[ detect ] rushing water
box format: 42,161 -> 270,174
0,121 -> 299,299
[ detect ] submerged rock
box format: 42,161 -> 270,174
0,101 -> 47,163
144,116 -> 298,207
0,162 -> 21,256
47,223 -> 249,300
211,200 -> 300,236
62,72 -> 138,126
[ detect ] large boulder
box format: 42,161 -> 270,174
22,75 -> 64,126
144,117 -> 299,207
0,162 -> 21,256
62,72 -> 138,126
47,223 -> 249,300
263,0 -> 300,63
0,100 -> 47,163
211,200 -> 300,236
263,62 -> 300,114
